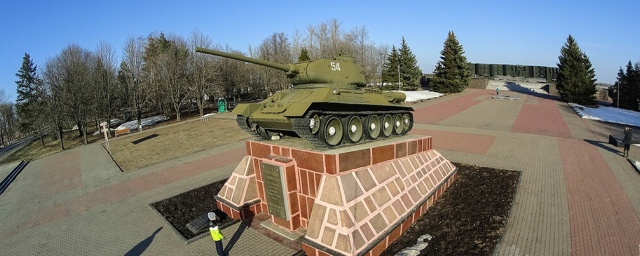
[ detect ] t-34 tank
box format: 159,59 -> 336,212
196,47 -> 413,147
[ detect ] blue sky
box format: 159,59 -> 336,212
1,0 -> 638,102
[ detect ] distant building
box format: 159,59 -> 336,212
469,63 -> 558,82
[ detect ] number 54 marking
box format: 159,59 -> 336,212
330,62 -> 341,71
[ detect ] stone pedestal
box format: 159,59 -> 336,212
214,135 -> 457,256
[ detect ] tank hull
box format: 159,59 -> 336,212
233,86 -> 414,147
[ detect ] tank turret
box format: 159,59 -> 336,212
196,47 -> 413,148
196,47 -> 366,87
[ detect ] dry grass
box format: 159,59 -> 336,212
1,127 -> 103,164
108,116 -> 250,172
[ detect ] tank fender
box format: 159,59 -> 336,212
282,102 -> 313,117
232,103 -> 262,116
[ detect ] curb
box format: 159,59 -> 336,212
101,142 -> 124,173
0,160 -> 29,196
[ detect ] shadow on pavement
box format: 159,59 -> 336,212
223,218 -> 252,254
124,227 -> 163,256
584,139 -> 622,156
504,82 -> 562,101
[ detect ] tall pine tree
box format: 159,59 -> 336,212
431,31 -> 469,93
15,53 -> 39,126
556,35 -> 597,105
298,47 -> 310,62
398,37 -> 423,90
612,61 -> 640,110
382,39 -> 422,90
382,45 -> 400,89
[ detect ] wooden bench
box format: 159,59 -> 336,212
115,128 -> 131,137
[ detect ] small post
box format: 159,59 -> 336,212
398,63 -> 401,91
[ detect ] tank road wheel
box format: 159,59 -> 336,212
382,114 -> 393,137
401,113 -> 413,135
320,115 -> 344,147
393,114 -> 403,135
364,115 -> 381,140
344,115 -> 363,143
309,113 -> 321,135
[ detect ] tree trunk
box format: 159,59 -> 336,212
76,121 -> 84,137
83,121 -> 88,144
58,126 -> 65,150
107,115 -> 112,138
176,111 -> 181,122
197,98 -> 204,116
37,126 -> 45,147
137,109 -> 143,132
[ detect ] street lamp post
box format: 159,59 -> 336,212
617,84 -> 620,108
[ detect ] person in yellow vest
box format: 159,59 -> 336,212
208,212 -> 226,256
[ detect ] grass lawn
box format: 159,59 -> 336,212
1,126 -> 103,164
108,114 -> 250,171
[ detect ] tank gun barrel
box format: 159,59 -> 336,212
195,47 -> 291,72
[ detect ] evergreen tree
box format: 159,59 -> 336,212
556,35 -> 597,105
431,31 -> 469,93
15,53 -> 39,121
612,61 -> 640,110
298,47 -> 310,62
398,37 -> 422,90
381,45 -> 400,89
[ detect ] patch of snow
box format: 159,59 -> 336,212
100,119 -> 122,127
116,115 -> 170,131
395,234 -> 432,256
629,159 -> 640,174
569,103 -> 640,127
394,90 -> 443,102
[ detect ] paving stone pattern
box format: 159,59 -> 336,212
1,89 -> 640,255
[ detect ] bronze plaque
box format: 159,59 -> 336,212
260,162 -> 290,220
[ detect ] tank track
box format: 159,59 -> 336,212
236,115 -> 266,140
292,114 -> 328,148
291,110 -> 414,148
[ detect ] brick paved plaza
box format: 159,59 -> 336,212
1,88 -> 639,255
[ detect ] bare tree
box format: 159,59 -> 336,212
120,36 -> 147,131
0,91 -> 20,146
53,44 -> 95,144
158,35 -> 190,121
253,32 -> 292,94
93,41 -> 121,136
41,56 -> 68,149
188,29 -> 216,116
291,29 -> 304,61
305,25 -> 317,59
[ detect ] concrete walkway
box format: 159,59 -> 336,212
409,89 -> 640,255
1,88 -> 639,255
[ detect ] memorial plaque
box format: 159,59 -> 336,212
261,162 -> 290,220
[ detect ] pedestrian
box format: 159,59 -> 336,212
496,88 -> 499,95
623,127 -> 633,158
208,212 -> 227,256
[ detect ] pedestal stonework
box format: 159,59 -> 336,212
214,135 -> 457,256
